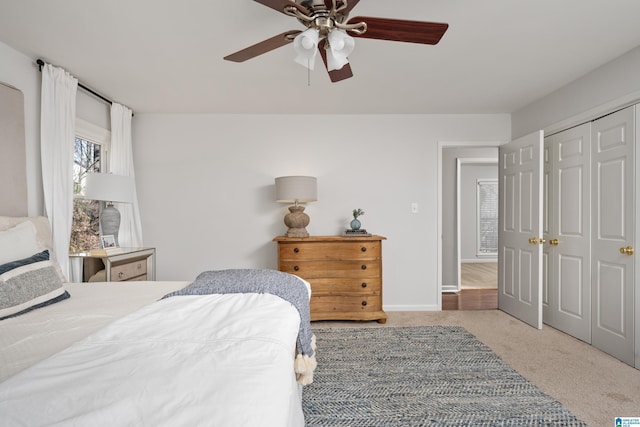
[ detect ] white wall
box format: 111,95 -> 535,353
76,91 -> 110,131
0,41 -> 42,216
133,114 -> 510,310
512,46 -> 640,138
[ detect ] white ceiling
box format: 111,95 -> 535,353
1,0 -> 640,115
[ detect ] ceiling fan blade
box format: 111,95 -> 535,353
327,62 -> 353,83
254,0 -> 309,15
224,30 -> 301,62
347,16 -> 449,45
318,40 -> 354,82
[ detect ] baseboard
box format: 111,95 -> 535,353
383,304 -> 441,312
442,284 -> 459,292
461,259 -> 497,263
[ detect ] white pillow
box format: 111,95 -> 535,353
0,221 -> 39,265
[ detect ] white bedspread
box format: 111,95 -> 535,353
0,291 -> 305,426
0,281 -> 190,381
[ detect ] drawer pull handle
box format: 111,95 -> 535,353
293,248 -> 299,253
294,265 -> 300,271
361,264 -> 367,270
361,301 -> 367,306
137,263 -> 142,269
361,282 -> 367,288
361,247 -> 367,252
118,272 -> 124,278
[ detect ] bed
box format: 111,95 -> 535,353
0,216 -> 315,426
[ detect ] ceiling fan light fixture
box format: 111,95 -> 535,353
223,1 -> 449,83
293,28 -> 320,70
326,29 -> 355,71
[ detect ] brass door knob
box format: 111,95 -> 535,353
549,239 -> 559,246
529,237 -> 546,245
620,246 -> 635,255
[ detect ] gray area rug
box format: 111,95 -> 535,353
303,326 -> 587,426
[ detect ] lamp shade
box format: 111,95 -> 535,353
275,176 -> 317,203
84,173 -> 134,204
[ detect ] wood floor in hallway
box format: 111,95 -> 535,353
442,288 -> 497,310
461,262 -> 497,289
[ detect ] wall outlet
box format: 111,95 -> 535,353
411,202 -> 419,213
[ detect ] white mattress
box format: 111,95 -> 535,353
0,281 -> 189,382
0,281 -> 306,426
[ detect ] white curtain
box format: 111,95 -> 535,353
110,103 -> 143,247
40,64 -> 78,280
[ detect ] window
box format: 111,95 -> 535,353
477,179 -> 498,256
70,119 -> 110,252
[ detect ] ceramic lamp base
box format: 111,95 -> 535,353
284,205 -> 310,238
100,203 -> 121,246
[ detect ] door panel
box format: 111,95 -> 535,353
558,255 -> 583,316
543,143 -> 551,310
544,123 -> 591,342
498,131 -> 543,329
596,261 -> 625,335
521,171 -> 534,232
591,106 -> 635,366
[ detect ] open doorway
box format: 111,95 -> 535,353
438,143 -> 500,309
457,159 -> 498,290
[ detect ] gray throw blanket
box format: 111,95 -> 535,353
163,269 -> 314,357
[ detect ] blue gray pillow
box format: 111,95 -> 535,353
0,250 -> 70,321
0,250 -> 50,275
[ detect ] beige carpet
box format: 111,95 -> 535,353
312,310 -> 640,427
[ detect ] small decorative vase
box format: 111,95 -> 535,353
350,218 -> 361,231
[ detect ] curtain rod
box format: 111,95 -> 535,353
36,59 -> 133,116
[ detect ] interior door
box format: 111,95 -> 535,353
591,106 -> 635,366
498,131 -> 544,329
543,123 -> 592,343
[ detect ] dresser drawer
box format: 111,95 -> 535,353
110,258 -> 147,282
310,295 -> 382,315
278,241 -> 381,261
308,278 -> 381,296
279,260 -> 380,279
274,235 -> 387,323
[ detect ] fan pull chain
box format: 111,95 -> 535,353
307,59 -> 311,86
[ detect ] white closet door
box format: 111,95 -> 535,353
498,131 -> 544,329
543,123 -> 591,343
591,106 -> 635,366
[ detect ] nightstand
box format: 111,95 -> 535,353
274,235 -> 387,323
69,247 -> 156,283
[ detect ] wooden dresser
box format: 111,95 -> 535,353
274,235 -> 387,323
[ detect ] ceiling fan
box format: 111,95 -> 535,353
223,0 -> 449,83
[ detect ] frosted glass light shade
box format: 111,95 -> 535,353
326,30 -> 355,71
293,28 -> 320,70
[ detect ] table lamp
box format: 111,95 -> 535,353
84,173 -> 134,246
275,176 -> 317,238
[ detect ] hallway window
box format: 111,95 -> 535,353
477,179 -> 498,255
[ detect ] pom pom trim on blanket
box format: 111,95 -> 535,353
295,334 -> 317,385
